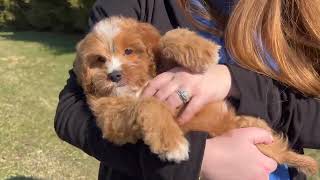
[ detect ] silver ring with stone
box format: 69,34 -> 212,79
176,89 -> 191,104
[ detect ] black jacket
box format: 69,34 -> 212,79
54,0 -> 320,179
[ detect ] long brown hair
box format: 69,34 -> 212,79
178,0 -> 320,98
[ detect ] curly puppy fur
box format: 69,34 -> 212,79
73,16 -> 318,175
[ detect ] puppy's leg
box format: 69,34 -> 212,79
181,101 -> 237,136
136,97 -> 189,163
87,96 -> 142,145
159,28 -> 220,73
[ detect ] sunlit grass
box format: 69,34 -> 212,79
0,31 -> 98,179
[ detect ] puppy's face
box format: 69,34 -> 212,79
74,17 -> 161,97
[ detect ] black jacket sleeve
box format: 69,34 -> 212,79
227,64 -> 320,149
88,0 -> 193,34
54,0 -> 144,177
88,0 -> 141,28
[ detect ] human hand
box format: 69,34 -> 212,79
142,64 -> 234,124
201,128 -> 277,180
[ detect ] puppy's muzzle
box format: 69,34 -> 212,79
108,70 -> 122,82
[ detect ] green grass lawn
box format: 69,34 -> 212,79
0,31 -> 319,180
0,31 -> 98,179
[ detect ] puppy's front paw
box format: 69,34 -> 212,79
159,28 -> 221,73
159,137 -> 189,163
137,98 -> 190,163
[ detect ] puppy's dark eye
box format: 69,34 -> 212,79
96,56 -> 106,63
124,48 -> 133,55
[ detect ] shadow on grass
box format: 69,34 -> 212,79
5,175 -> 43,180
0,31 -> 83,55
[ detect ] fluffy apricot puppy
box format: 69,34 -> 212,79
74,16 -> 192,162
73,16 -> 318,175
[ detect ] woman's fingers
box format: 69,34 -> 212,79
201,128 -> 278,180
230,128 -> 277,174
178,96 -> 204,124
261,156 -> 278,174
165,92 -> 184,112
154,80 -> 180,101
142,72 -> 174,97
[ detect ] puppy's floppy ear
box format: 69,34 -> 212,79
73,39 -> 85,83
136,23 -> 162,76
73,38 -> 95,94
137,22 -> 161,56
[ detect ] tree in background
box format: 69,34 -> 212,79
0,0 -> 95,33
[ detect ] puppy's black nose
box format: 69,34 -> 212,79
108,70 -> 122,82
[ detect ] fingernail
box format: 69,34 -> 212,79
269,135 -> 274,143
177,118 -> 185,125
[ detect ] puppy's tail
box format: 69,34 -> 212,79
282,151 -> 318,176
257,136 -> 318,176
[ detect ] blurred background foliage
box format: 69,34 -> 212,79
0,0 -> 95,32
